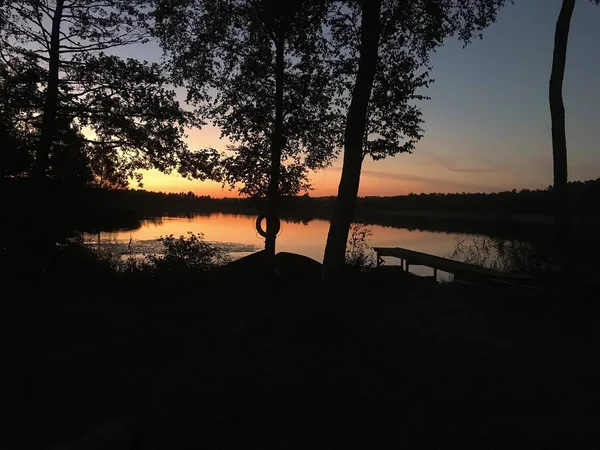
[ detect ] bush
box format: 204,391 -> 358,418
345,224 -> 376,271
449,237 -> 559,274
145,232 -> 229,275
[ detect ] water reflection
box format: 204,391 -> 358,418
86,213 -> 475,279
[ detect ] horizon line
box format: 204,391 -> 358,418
130,176 -> 600,200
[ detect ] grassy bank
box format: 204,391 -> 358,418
3,250 -> 600,449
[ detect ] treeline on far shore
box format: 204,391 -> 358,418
99,177 -> 599,218
3,178 -> 600,238
356,179 -> 600,216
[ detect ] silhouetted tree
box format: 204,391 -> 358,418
322,0 -> 510,284
0,58 -> 42,180
0,56 -> 118,187
0,0 -> 216,187
549,0 -> 599,320
549,0 -> 575,282
154,0 -> 342,257
549,0 -> 599,274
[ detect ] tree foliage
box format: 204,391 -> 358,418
323,0 -> 511,281
154,0 -> 342,197
0,0 -> 217,187
146,232 -> 229,274
345,223 -> 376,271
326,0 -> 509,163
0,58 -> 42,179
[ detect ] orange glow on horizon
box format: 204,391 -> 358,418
133,124 -> 523,197
135,166 -> 495,198
133,123 -> 440,197
136,165 -> 432,198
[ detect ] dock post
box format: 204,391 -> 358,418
433,268 -> 438,281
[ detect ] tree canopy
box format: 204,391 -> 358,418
154,0 -> 343,197
323,0 -> 511,281
0,0 -> 217,187
155,0 -> 345,255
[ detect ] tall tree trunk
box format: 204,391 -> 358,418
549,0 -> 575,298
33,0 -> 64,185
264,34 -> 285,259
322,0 -> 381,285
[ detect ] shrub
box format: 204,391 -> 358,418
146,232 -> 229,275
449,236 -> 559,274
345,224 -> 376,271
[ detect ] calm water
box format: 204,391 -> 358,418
88,213 -> 479,279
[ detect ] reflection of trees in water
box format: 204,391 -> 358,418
449,237 -> 560,274
280,211 -> 580,244
84,211 -> 600,273
90,206 -> 592,245
79,216 -> 144,234
354,214 -> 559,242
81,214 -> 231,234
142,217 -> 164,227
449,235 -> 600,275
281,215 -> 312,226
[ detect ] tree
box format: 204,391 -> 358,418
549,0 -> 599,314
154,0 -> 342,257
0,0 -> 216,188
322,0 -> 509,284
549,0 -> 576,282
0,57 -> 43,181
0,55 -> 108,187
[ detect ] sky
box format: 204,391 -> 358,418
132,0 -> 600,198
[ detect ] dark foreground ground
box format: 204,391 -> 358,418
3,260 -> 600,450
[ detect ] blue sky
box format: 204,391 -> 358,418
137,0 -> 600,196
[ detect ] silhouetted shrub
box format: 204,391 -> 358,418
145,232 -> 229,276
345,224 -> 376,271
449,237 -> 559,274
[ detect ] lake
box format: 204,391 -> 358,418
87,213 -> 482,279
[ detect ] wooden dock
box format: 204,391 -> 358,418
373,247 -> 539,287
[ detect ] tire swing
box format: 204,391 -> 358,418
255,213 -> 281,238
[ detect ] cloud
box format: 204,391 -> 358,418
323,166 -> 503,193
359,169 -> 502,192
419,150 -> 511,174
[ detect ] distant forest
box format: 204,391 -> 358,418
76,178 -> 600,219
355,179 -> 600,217
7,178 -> 597,240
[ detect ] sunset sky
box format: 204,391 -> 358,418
132,0 -> 600,198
